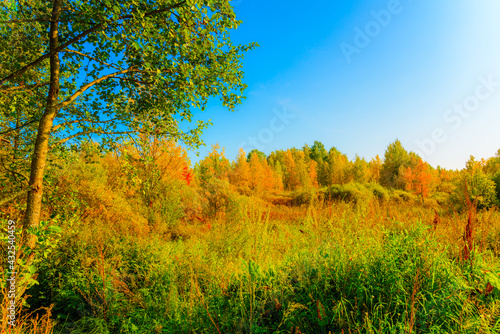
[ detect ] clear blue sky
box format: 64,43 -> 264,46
186,0 -> 500,170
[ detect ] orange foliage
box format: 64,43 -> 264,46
308,160 -> 319,188
197,143 -> 230,184
249,153 -> 282,192
283,149 -> 301,190
116,134 -> 191,184
404,159 -> 432,198
230,148 -> 252,189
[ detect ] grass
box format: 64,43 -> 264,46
3,197 -> 499,333
2,152 -> 500,333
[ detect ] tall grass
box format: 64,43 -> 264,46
3,151 -> 500,333
12,197 -> 498,333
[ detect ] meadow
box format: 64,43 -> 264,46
1,138 -> 500,334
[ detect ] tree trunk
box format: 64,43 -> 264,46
23,0 -> 62,237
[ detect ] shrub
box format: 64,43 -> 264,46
492,170 -> 500,202
367,183 -> 390,202
324,182 -> 372,204
390,189 -> 417,204
291,187 -> 319,206
201,178 -> 234,217
449,164 -> 497,211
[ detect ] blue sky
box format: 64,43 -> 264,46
186,0 -> 500,170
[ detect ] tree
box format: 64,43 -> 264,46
484,149 -> 500,175
369,155 -> 382,183
350,155 -> 371,184
450,156 -> 497,211
230,148 -> 251,190
0,0 -> 256,230
283,149 -> 300,190
195,143 -> 230,186
326,147 -> 349,185
307,160 -> 318,188
380,139 -> 410,189
246,149 -> 266,162
309,140 -> 327,163
116,133 -> 191,212
403,158 -> 432,198
492,170 -> 500,202
0,1 -> 49,207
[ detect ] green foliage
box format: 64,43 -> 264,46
492,170 -> 500,201
1,0 -> 257,150
291,187 -> 319,206
324,182 -> 373,204
368,182 -> 390,202
450,156 -> 498,211
381,139 -> 410,189
309,141 -> 328,163
247,149 -> 266,162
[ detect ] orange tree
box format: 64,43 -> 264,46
403,158 -> 432,198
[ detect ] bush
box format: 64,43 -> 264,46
324,182 -> 372,204
492,170 -> 500,202
291,187 -> 319,206
201,178 -> 235,217
431,191 -> 449,206
449,168 -> 498,211
390,189 -> 417,204
367,183 -> 390,202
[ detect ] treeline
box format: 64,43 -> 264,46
2,136 -> 499,224
194,139 -> 500,210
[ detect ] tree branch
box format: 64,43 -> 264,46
52,117 -> 118,133
1,82 -> 50,92
0,188 -> 26,207
0,1 -> 187,87
0,117 -> 41,136
50,129 -> 135,149
55,67 -> 139,110
63,49 -> 122,71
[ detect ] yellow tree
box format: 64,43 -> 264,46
249,152 -> 266,192
351,155 -> 371,184
114,134 -> 191,207
283,149 -> 301,190
327,148 -> 350,185
196,143 -> 230,186
369,155 -> 383,183
308,160 -> 319,188
293,150 -> 312,189
230,148 -> 251,190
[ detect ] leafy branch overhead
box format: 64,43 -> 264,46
1,0 -> 257,148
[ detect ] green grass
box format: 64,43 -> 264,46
3,153 -> 500,333
14,198 -> 498,334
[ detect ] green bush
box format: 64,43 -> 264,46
324,182 -> 373,204
492,170 -> 500,202
367,182 -> 390,202
291,187 -> 319,206
390,189 -> 417,203
449,168 -> 498,211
